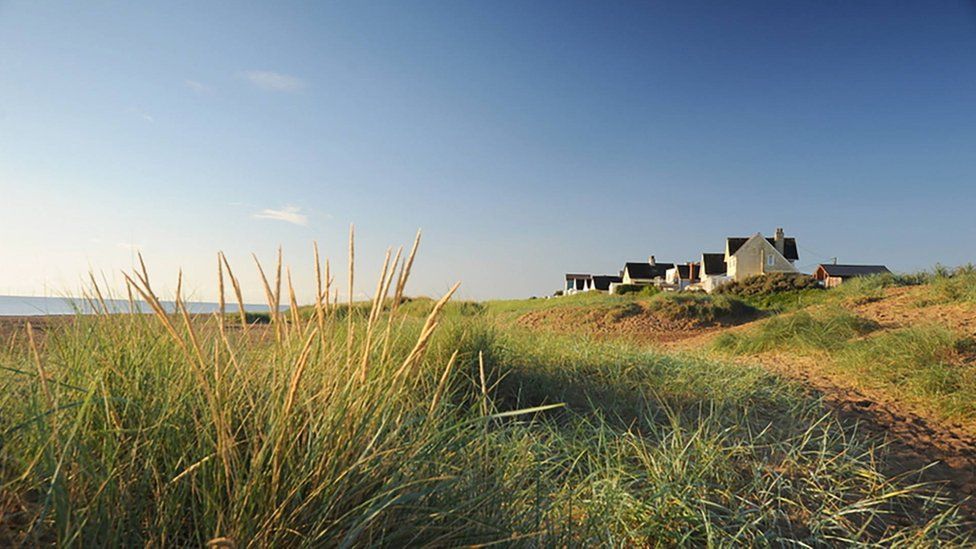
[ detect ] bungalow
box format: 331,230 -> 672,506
813,264 -> 891,288
621,256 -> 674,285
564,274 -> 592,295
665,262 -> 700,290
592,275 -> 623,291
699,252 -> 731,293
564,273 -> 623,294
725,228 -> 799,281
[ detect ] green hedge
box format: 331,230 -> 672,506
614,284 -> 660,296
716,273 -> 821,297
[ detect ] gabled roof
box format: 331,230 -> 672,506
591,275 -> 623,291
727,236 -> 799,261
670,264 -> 699,280
817,264 -> 890,277
701,253 -> 727,276
623,262 -> 674,280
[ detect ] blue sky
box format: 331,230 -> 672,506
1,1 -> 975,301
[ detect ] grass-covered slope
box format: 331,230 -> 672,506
711,270 -> 976,423
0,253 -> 972,545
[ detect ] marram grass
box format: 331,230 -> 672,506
0,233 -> 971,546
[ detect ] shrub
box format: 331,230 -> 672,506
743,288 -> 827,312
716,273 -> 821,297
920,264 -> 976,305
614,284 -> 660,296
646,293 -> 756,325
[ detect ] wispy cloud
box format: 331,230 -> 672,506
184,79 -> 214,95
240,70 -> 305,92
252,206 -> 308,226
126,107 -> 154,123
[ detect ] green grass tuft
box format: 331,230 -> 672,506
837,325 -> 976,419
713,310 -> 878,355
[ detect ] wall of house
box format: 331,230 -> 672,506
728,236 -> 798,281
702,275 -> 732,293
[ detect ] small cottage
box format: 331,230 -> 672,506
665,262 -> 700,290
563,273 -> 623,294
813,264 -> 891,288
699,252 -> 731,293
622,256 -> 674,285
591,275 -> 623,291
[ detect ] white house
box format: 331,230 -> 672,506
665,263 -> 700,290
564,274 -> 592,295
564,273 -> 622,295
699,252 -> 731,293
725,228 -> 799,282
621,256 -> 674,285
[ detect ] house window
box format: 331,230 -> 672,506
766,255 -> 775,267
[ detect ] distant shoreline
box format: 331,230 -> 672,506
0,294 -> 274,317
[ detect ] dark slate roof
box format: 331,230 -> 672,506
817,264 -> 890,277
565,273 -> 592,280
671,264 -> 701,280
623,262 -> 674,280
591,275 -> 623,291
727,236 -> 799,261
701,253 -> 727,275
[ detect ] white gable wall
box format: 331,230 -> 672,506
727,234 -> 798,281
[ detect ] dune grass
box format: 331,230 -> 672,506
712,304 -> 976,422
916,265 -> 976,306
836,326 -> 976,420
738,288 -> 829,312
0,238 -> 971,546
485,291 -> 636,321
713,310 -> 878,355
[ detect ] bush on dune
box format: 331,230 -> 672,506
614,284 -> 660,297
716,273 -> 822,297
646,293 -> 757,325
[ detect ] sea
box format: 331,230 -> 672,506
0,295 -> 272,316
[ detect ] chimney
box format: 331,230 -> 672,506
648,255 -> 656,266
774,227 -> 785,255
